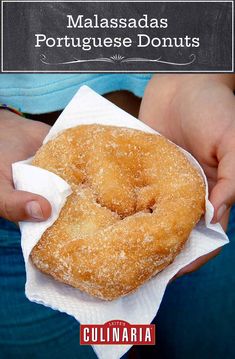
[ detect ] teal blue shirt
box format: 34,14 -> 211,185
0,74 -> 152,114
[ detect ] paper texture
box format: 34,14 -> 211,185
12,86 -> 229,359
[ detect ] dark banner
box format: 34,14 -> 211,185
1,1 -> 234,73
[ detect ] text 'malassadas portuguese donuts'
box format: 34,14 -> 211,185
30,124 -> 205,300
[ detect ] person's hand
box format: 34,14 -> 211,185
139,74 -> 235,276
0,110 -> 51,222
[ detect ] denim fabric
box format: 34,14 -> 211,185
0,245 -> 95,359
0,209 -> 234,359
0,218 -> 21,247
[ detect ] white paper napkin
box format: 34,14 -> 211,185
12,86 -> 229,359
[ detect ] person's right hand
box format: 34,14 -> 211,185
0,109 -> 51,222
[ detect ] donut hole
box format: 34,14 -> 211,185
93,195 -> 126,219
93,183 -> 158,219
135,185 -> 159,213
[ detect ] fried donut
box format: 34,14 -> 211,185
30,124 -> 205,300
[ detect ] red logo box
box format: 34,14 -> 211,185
80,320 -> 155,345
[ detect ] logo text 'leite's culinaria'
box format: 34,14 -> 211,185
80,320 -> 155,345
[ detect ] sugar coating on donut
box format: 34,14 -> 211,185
30,124 -> 205,300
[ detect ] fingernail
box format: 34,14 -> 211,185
26,201 -> 44,220
217,204 -> 227,223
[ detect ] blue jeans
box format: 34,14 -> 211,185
0,208 -> 235,359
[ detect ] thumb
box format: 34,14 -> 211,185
0,179 -> 51,222
210,149 -> 235,223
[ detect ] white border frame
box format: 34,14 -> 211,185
1,0 -> 234,73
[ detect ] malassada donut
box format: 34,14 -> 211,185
30,124 -> 205,300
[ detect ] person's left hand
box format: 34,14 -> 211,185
139,74 -> 235,277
